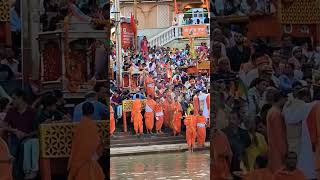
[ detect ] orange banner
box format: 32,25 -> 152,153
182,25 -> 209,38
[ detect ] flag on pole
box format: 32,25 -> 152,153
130,13 -> 137,35
174,0 -> 178,16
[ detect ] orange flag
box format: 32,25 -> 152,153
174,0 -> 178,16
130,13 -> 137,35
206,0 -> 210,12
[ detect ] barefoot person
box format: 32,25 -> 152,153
68,102 -> 105,180
131,98 -> 143,136
145,95 -> 156,134
196,110 -> 206,147
155,97 -> 164,134
110,105 -> 115,137
184,111 -> 197,152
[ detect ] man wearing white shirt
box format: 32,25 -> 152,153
198,90 -> 210,122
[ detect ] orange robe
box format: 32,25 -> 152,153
68,116 -> 104,180
131,99 -> 143,134
144,75 -> 155,98
110,106 -> 115,135
145,98 -> 157,131
162,100 -> 170,127
242,168 -> 273,180
306,102 -> 320,179
0,137 -> 12,180
206,95 -> 210,127
155,103 -> 164,131
184,115 -> 197,147
274,169 -> 306,180
196,115 -> 206,146
211,130 -> 232,180
266,106 -> 288,173
173,101 -> 182,134
193,95 -> 199,116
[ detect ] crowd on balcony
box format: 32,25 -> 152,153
213,0 -> 277,16
210,23 -> 320,179
110,37 -> 210,151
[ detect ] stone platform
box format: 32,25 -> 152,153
110,132 -> 210,156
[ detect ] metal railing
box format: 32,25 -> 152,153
148,24 -> 210,47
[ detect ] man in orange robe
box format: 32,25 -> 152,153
184,111 -> 197,152
155,98 -> 164,134
173,97 -> 182,136
306,101 -> 320,179
110,105 -> 115,136
144,72 -> 155,98
210,127 -> 233,180
145,95 -> 157,134
193,90 -> 200,116
274,152 -> 306,180
0,128 -> 13,180
131,98 -> 143,135
68,102 -> 105,180
196,111 -> 206,147
266,91 -> 288,173
206,94 -> 210,127
162,98 -> 170,128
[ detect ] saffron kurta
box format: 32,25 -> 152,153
145,98 -> 157,131
155,103 -> 164,131
110,106 -> 115,135
131,99 -> 143,134
68,117 -> 104,180
266,106 -> 288,173
0,137 -> 12,180
210,130 -> 232,180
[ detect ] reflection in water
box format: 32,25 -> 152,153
111,151 -> 209,180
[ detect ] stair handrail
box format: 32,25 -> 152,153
148,24 -> 210,47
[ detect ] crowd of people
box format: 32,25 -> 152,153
213,0 -> 277,16
110,37 -> 211,152
210,23 -> 320,180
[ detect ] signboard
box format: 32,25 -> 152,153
182,25 -> 208,38
121,22 -> 134,49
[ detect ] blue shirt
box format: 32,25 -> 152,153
279,75 -> 296,92
10,8 -> 21,32
132,93 -> 145,100
73,100 -> 108,122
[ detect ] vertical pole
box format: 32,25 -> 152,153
115,0 -> 122,86
134,0 -> 138,48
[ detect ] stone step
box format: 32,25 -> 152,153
111,133 -> 176,140
110,142 -> 210,156
111,135 -> 185,144
111,139 -> 186,148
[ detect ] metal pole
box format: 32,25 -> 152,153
114,0 -> 122,85
134,0 -> 138,48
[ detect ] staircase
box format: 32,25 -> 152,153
111,132 -> 186,148
148,24 -> 210,47
110,131 -> 210,156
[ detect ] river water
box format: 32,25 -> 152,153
110,151 -> 210,180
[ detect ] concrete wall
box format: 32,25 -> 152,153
137,28 -> 167,39
164,38 -> 209,49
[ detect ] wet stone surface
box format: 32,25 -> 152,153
111,151 -> 210,180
